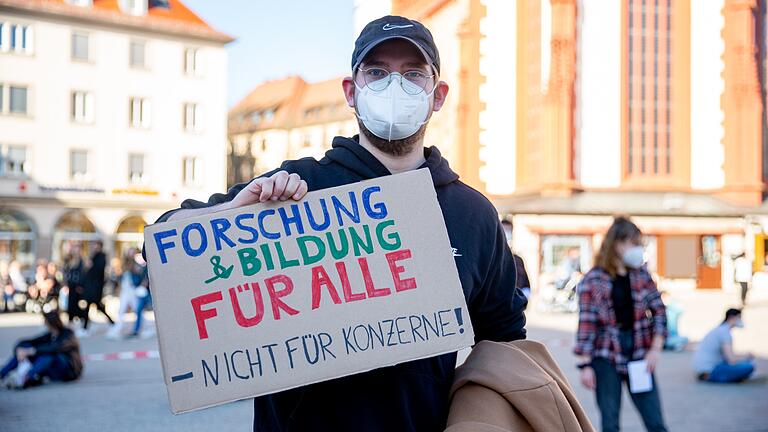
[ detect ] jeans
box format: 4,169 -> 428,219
739,282 -> 749,305
708,361 -> 755,383
0,343 -> 72,382
132,291 -> 152,335
592,330 -> 668,432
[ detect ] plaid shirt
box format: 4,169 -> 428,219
574,266 -> 667,374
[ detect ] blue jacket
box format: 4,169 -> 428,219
155,136 -> 527,431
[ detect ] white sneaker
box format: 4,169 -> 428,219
105,327 -> 122,340
14,360 -> 32,388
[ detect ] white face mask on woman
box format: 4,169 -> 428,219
622,245 -> 645,269
355,74 -> 432,141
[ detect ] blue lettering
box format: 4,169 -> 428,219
210,218 -> 236,251
153,229 -> 177,264
181,223 -> 208,257
278,204 -> 305,236
304,199 -> 331,231
332,192 -> 360,226
362,186 -> 387,219
258,209 -> 280,240
234,213 -> 259,244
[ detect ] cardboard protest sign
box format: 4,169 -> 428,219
143,168 -> 474,413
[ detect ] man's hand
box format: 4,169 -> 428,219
226,171 -> 308,210
579,366 -> 596,390
167,171 -> 309,222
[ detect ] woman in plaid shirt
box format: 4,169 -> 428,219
574,216 -> 668,432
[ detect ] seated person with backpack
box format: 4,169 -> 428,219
0,311 -> 83,389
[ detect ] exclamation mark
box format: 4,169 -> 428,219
454,307 -> 465,334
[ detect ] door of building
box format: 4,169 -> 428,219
696,235 -> 721,289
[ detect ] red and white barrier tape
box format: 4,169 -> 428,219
83,350 -> 159,362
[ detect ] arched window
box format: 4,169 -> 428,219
115,215 -> 146,259
52,210 -> 98,262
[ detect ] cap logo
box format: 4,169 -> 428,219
382,23 -> 414,31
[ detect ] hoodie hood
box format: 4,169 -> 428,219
326,135 -> 460,187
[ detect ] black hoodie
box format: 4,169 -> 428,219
155,136 -> 527,432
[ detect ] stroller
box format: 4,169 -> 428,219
536,272 -> 582,313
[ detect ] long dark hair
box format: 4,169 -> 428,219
43,311 -> 65,332
595,216 -> 642,278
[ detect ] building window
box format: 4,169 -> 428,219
182,157 -> 201,186
0,145 -> 29,177
71,91 -> 94,124
0,210 -> 36,267
123,0 -> 147,16
9,86 -> 27,114
626,0 -> 672,178
128,153 -> 145,183
302,134 -> 312,148
129,97 -> 151,128
129,40 -> 146,68
184,48 -> 200,75
184,103 -> 200,132
71,32 -> 90,61
0,22 -> 33,54
70,150 -> 88,180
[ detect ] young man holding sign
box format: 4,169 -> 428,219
156,15 -> 527,431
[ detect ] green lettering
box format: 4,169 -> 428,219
326,229 -> 349,260
260,243 -> 274,271
350,225 -> 373,257
297,235 -> 326,265
275,242 -> 300,269
237,248 -> 262,276
376,220 -> 401,251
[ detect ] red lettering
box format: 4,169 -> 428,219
336,261 -> 366,302
265,274 -> 300,320
228,282 -> 265,328
358,257 -> 391,298
310,265 -> 342,310
191,291 -> 223,340
386,249 -> 417,292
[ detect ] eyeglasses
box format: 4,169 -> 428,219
357,66 -> 436,95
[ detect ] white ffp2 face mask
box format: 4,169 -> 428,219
355,74 -> 432,141
622,245 -> 645,269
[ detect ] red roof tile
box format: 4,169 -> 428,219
0,0 -> 233,43
229,76 -> 354,133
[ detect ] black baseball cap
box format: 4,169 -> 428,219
351,15 -> 440,75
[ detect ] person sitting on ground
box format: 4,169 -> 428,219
0,311 -> 83,389
692,308 -> 755,383
660,291 -> 688,351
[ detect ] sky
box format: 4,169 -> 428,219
183,0 -> 355,107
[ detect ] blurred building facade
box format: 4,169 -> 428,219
351,0 -> 768,293
0,0 -> 231,266
227,76 -> 356,186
